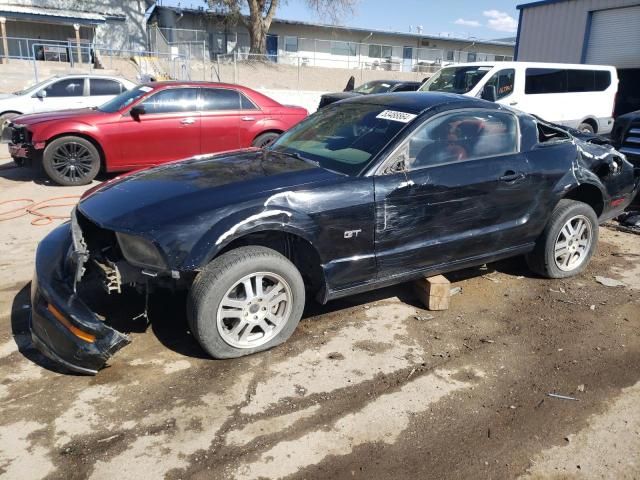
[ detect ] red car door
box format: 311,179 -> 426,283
117,87 -> 200,168
199,87 -> 262,153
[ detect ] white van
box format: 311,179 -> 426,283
418,62 -> 618,134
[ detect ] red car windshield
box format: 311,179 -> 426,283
98,85 -> 153,113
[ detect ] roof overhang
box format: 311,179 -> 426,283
0,4 -> 108,25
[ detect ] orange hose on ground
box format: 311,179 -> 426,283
0,196 -> 80,226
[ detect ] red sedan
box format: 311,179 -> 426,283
5,82 -> 308,186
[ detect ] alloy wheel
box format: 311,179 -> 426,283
51,142 -> 96,183
553,215 -> 592,272
216,272 -> 293,349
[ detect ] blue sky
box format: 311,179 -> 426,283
162,0 -> 521,40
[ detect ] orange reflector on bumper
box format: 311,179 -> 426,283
47,304 -> 96,343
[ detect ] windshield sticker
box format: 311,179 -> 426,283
478,67 -> 492,71
376,110 -> 417,123
139,86 -> 154,92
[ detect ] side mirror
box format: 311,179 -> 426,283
36,90 -> 47,99
130,105 -> 145,118
481,85 -> 497,102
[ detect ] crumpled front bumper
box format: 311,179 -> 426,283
30,222 -> 130,375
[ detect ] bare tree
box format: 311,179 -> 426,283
206,0 -> 358,54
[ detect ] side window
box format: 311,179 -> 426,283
200,88 -> 241,111
240,93 -> 258,110
393,110 -> 518,171
392,83 -> 418,92
43,78 -> 84,97
484,69 -> 515,99
140,88 -> 198,114
90,79 -> 122,96
594,71 -> 611,91
525,68 -> 567,94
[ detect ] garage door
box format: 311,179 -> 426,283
585,5 -> 640,68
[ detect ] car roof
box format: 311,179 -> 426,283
144,81 -> 248,89
441,61 -> 616,71
340,91 -> 500,114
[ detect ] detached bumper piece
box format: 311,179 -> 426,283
30,223 -> 130,375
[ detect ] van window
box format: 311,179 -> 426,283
526,68 -> 612,94
484,69 -> 515,99
420,65 -> 493,94
594,71 -> 611,91
525,68 -> 567,94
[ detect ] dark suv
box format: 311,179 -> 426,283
29,93 -> 640,374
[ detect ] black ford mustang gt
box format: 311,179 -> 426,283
30,92 -> 640,374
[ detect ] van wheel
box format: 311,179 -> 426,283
526,199 -> 598,279
578,122 -> 595,134
42,136 -> 100,186
187,246 -> 305,359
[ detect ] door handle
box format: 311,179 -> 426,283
509,101 -> 518,106
180,118 -> 196,125
241,116 -> 256,121
499,171 -> 525,182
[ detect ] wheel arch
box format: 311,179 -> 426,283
562,182 -> 605,218
253,129 -> 284,142
578,117 -> 598,133
0,110 -> 22,117
45,132 -> 106,170
214,229 -> 326,298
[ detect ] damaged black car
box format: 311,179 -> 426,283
30,92 -> 640,374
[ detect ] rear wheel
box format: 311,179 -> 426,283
526,199 -> 598,278
187,246 -> 305,359
42,136 -> 100,186
252,132 -> 280,148
578,122 -> 595,134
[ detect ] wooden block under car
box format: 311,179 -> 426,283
413,275 -> 451,311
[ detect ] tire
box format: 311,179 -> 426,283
187,246 -> 305,359
42,136 -> 100,186
0,112 -> 20,126
252,132 -> 280,148
526,199 -> 599,279
578,122 -> 595,134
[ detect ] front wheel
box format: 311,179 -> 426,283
187,246 -> 305,359
42,136 -> 100,186
526,199 -> 598,278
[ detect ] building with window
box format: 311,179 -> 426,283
151,6 -> 515,72
515,0 -> 640,115
0,0 -> 151,62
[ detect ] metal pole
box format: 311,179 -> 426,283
31,43 -> 38,82
74,24 -> 82,65
202,40 -> 206,80
0,17 -> 9,64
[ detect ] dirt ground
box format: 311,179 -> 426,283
0,150 -> 639,480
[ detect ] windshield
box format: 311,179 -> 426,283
419,65 -> 494,94
12,78 -> 55,96
268,103 -> 414,175
98,85 -> 152,113
352,81 -> 395,94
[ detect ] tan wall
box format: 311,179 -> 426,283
211,60 -> 431,91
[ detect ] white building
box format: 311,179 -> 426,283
152,5 -> 515,73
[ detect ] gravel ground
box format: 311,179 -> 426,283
0,151 -> 639,480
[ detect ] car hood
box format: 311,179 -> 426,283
78,149 -> 340,232
15,108 -> 99,125
0,93 -> 16,101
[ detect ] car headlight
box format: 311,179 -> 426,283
116,232 -> 166,269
